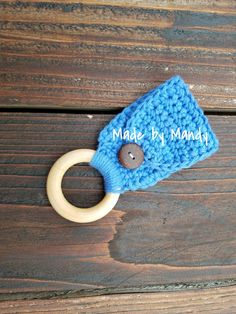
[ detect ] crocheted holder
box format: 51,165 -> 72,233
90,76 -> 219,193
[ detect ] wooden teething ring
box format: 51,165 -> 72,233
46,149 -> 120,223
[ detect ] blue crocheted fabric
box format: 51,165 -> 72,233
90,76 -> 219,193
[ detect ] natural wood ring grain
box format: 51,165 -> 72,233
46,149 -> 120,223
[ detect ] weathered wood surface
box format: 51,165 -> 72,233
0,112 -> 235,299
0,0 -> 236,110
1,285 -> 236,314
0,0 -> 236,310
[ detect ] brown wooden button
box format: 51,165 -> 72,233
118,143 -> 144,169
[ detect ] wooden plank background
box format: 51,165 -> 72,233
0,0 -> 236,110
0,0 -> 236,311
1,285 -> 236,313
0,112 -> 236,298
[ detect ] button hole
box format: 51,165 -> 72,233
128,152 -> 135,160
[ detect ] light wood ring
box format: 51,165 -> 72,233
46,149 -> 120,223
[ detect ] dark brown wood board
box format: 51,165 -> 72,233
0,112 -> 235,299
0,0 -> 236,111
0,0 -> 236,310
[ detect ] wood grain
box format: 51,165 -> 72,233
1,0 -> 236,14
0,1 -> 235,110
0,112 -> 235,299
0,1 -> 235,311
1,285 -> 236,313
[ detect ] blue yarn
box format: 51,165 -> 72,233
90,76 -> 219,193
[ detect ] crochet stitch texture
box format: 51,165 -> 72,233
90,76 -> 219,193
